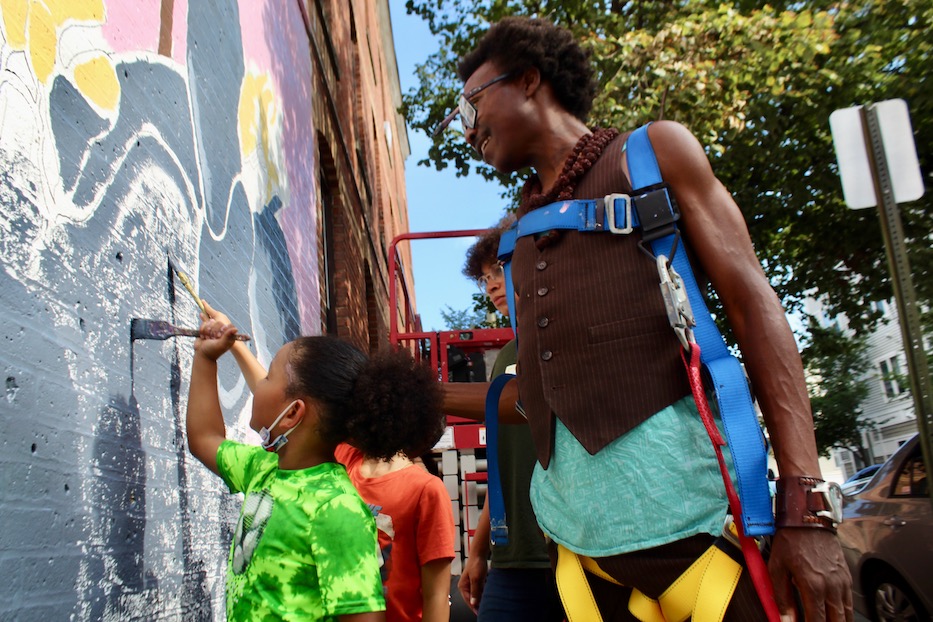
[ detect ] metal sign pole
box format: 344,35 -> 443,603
860,104 -> 933,503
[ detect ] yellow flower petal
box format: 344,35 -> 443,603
74,55 -> 119,111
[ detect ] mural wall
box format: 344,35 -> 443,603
0,0 -> 319,618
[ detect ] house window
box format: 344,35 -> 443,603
870,299 -> 890,316
879,356 -> 905,399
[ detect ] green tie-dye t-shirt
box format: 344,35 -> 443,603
217,441 -> 385,621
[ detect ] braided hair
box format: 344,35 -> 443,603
520,128 -> 619,214
520,128 -> 619,248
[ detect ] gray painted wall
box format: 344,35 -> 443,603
0,1 -> 319,619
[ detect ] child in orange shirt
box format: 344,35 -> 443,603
336,444 -> 454,622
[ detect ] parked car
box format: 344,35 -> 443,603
842,464 -> 883,497
847,464 -> 884,484
837,434 -> 932,621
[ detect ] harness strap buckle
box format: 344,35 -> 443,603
721,515 -> 742,552
633,185 -> 679,243
604,193 -> 633,234
657,254 -> 695,350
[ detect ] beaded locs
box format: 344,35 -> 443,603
519,127 -> 619,249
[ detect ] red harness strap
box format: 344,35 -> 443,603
681,342 -> 781,622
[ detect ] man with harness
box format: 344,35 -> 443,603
435,16 -> 853,622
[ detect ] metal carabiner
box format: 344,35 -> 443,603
656,254 -> 696,350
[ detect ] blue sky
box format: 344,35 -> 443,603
387,2 -> 507,331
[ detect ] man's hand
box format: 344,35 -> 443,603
457,554 -> 489,614
768,528 -> 853,622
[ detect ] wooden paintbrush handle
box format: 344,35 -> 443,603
175,327 -> 251,341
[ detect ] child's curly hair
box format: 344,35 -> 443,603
458,16 -> 597,122
285,336 -> 444,461
463,214 -> 515,280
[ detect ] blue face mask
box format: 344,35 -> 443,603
259,400 -> 301,452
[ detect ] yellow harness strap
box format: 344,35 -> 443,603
556,541 -> 743,622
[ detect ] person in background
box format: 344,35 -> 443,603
455,218 -> 563,621
435,16 -> 852,621
336,441 -> 454,622
185,300 -> 444,621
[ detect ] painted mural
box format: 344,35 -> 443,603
0,0 -> 318,618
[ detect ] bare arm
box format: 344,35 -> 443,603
339,613 -> 385,622
457,503 -> 490,613
421,557 -> 453,622
229,342 -> 265,392
199,300 -> 266,391
442,379 -> 525,424
185,318 -> 239,475
649,122 -> 820,476
648,120 -> 852,621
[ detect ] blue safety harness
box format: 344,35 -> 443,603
483,124 -> 774,547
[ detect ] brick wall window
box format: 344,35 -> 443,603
320,170 -> 338,335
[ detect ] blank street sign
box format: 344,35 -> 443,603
829,99 -> 924,209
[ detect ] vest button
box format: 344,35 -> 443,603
536,260 -> 548,270
537,317 -> 549,328
537,287 -> 548,297
541,350 -> 553,361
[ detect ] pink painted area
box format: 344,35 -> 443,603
100,0 -> 161,54
172,0 -> 189,64
97,0 -> 188,63
241,0 -> 319,331
238,0 -> 275,73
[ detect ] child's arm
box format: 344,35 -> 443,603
421,558 -> 453,622
339,613 -> 385,622
186,312 -> 241,475
458,503 -> 490,612
199,300 -> 266,391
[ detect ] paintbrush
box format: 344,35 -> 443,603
167,254 -> 206,313
130,318 -> 251,341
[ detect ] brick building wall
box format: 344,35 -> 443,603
0,0 -> 411,618
305,0 -> 414,352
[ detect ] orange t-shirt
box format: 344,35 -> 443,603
335,444 -> 455,621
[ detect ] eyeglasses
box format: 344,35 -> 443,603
477,263 -> 505,290
434,73 -> 514,136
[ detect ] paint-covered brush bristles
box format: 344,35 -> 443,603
167,254 -> 206,313
130,318 -> 251,342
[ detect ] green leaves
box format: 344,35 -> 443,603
802,320 -> 876,463
402,0 -> 933,335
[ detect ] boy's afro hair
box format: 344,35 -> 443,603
458,16 -> 597,122
286,337 -> 444,461
343,348 -> 445,461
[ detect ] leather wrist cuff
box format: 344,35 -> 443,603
775,475 -> 841,532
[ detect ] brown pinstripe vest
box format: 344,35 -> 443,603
512,132 -> 691,468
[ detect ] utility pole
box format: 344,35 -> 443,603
857,104 -> 933,502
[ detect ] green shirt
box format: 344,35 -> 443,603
530,397 -> 730,557
490,340 -> 551,568
217,441 -> 385,621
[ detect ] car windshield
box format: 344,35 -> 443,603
845,464 -> 880,483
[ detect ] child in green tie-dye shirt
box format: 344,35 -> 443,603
186,301 -> 445,621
